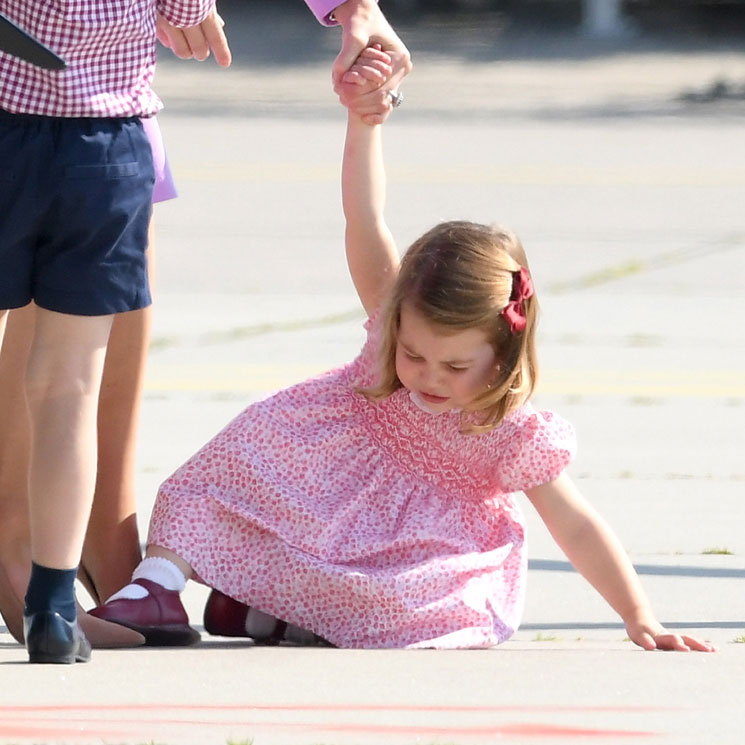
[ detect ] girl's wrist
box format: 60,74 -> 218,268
347,109 -> 380,130
622,605 -> 660,632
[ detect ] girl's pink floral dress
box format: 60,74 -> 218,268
149,314 -> 575,648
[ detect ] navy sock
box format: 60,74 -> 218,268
24,563 -> 77,622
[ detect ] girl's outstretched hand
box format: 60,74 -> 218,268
331,0 -> 411,125
626,619 -> 716,652
342,44 -> 393,87
337,45 -> 395,124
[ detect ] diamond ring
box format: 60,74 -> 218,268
389,90 -> 404,108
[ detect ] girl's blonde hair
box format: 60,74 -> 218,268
362,220 -> 539,434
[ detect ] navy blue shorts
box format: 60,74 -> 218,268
0,111 -> 155,316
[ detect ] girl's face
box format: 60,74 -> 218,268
395,302 -> 498,413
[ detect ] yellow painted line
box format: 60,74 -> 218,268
174,162 -> 745,188
536,383 -> 744,397
144,367 -> 745,398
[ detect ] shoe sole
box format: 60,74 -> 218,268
28,649 -> 91,664
25,611 -> 93,664
111,620 -> 201,647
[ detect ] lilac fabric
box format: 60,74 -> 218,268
142,116 -> 177,204
304,0 -> 341,26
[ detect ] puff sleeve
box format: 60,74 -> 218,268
496,407 -> 576,493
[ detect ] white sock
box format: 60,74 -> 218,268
244,608 -> 316,644
285,624 -> 318,645
105,557 -> 187,603
245,607 -> 278,638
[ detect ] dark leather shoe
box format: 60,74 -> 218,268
24,610 -> 92,664
203,588 -> 250,637
89,578 -> 200,646
203,588 -> 333,646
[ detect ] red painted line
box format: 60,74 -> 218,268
0,702 -> 674,713
0,716 -> 657,740
0,725 -> 124,739
0,701 -> 664,741
309,721 -> 657,738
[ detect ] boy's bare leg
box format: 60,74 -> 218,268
0,226 -> 157,646
0,303 -> 147,645
22,308 -> 146,647
25,309 -> 114,571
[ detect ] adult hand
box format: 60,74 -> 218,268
330,0 -> 412,123
156,6 -> 232,67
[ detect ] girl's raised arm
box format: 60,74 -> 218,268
342,107 -> 399,317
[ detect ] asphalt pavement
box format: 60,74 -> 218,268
1,5 -> 744,744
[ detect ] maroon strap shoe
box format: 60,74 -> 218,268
203,588 -> 333,647
203,588 -> 250,637
90,578 -> 200,646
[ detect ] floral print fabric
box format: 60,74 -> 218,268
149,315 -> 576,648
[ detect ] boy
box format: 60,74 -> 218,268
0,0 -> 215,664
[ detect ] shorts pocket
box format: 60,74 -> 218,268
65,162 -> 140,180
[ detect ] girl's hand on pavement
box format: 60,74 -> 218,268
626,619 -> 716,652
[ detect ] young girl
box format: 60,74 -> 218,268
93,49 -> 714,653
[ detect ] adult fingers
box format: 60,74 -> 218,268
332,27 -> 368,87
156,14 -> 173,49
338,86 -> 393,115
200,10 -> 232,67
180,24 -> 210,61
156,15 -> 193,59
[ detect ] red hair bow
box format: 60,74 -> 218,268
501,267 -> 534,334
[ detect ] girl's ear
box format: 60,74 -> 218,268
487,365 -> 501,388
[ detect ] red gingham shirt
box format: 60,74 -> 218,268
0,0 -> 214,118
